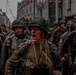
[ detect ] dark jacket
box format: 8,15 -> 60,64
52,27 -> 66,47
61,31 -> 76,63
0,32 -> 28,75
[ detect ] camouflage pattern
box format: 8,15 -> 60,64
5,40 -> 62,75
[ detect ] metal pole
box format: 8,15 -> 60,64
34,0 -> 35,19
56,0 -> 58,22
40,7 -> 42,18
6,0 -> 7,25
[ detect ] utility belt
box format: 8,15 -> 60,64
25,65 -> 54,75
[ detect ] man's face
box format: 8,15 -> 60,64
30,26 -> 43,43
60,23 -> 65,28
14,26 -> 23,35
0,26 -> 5,30
54,24 -> 58,29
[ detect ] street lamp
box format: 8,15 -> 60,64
36,1 -> 45,18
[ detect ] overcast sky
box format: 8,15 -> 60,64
0,0 -> 22,23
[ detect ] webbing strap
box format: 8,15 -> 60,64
32,41 -> 38,67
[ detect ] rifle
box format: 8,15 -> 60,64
68,46 -> 73,75
68,46 -> 72,66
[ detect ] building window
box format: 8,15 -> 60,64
67,0 -> 71,11
30,7 -> 32,13
26,9 -> 28,15
59,8 -> 61,18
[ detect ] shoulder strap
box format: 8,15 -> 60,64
47,41 -> 57,53
18,41 -> 31,75
21,41 -> 31,60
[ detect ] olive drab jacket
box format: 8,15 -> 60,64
52,27 -> 66,47
0,32 -> 29,75
0,32 -> 5,66
5,40 -> 62,75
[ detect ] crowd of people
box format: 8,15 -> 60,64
0,17 -> 76,75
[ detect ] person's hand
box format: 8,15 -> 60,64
54,70 -> 62,75
61,57 -> 66,62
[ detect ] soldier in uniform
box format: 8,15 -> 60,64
59,22 -> 75,52
61,26 -> 76,75
51,20 -> 66,49
0,19 -> 29,75
0,23 -> 7,36
47,21 -> 59,41
5,18 -> 62,75
52,21 -> 59,33
0,28 -> 6,68
59,22 -> 75,75
20,17 -> 30,38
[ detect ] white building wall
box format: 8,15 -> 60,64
42,1 -> 49,20
63,0 -> 76,18
35,0 -> 49,20
24,2 -> 34,20
71,0 -> 76,15
17,0 -> 49,21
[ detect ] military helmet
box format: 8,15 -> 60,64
59,20 -> 66,26
66,22 -> 75,28
28,18 -> 49,36
0,23 -> 6,28
70,22 -> 75,28
66,23 -> 69,29
66,22 -> 75,30
20,17 -> 29,26
53,21 -> 58,26
12,19 -> 26,30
